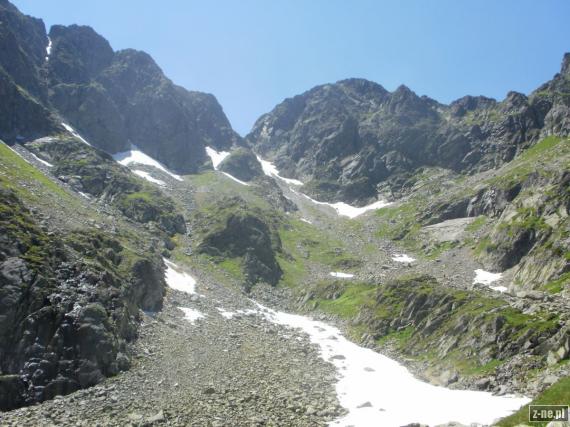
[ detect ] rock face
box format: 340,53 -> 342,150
194,197 -> 283,287
0,1 -> 241,173
0,1 -> 59,142
218,147 -> 264,182
246,56 -> 570,204
0,188 -> 166,410
46,25 -> 241,172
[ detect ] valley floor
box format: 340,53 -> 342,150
0,267 -> 343,427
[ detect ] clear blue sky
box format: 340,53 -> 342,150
12,0 -> 570,135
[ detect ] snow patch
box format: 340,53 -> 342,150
61,123 -> 92,146
45,37 -> 52,61
249,301 -> 529,427
473,269 -> 506,292
292,189 -> 392,219
78,191 -> 91,200
221,172 -> 251,186
205,146 -> 230,170
256,155 -> 304,186
30,152 -> 53,167
300,218 -> 312,224
164,259 -> 197,295
216,307 -> 260,319
392,254 -> 415,263
132,170 -> 166,186
329,272 -> 354,279
112,146 -> 183,181
178,307 -> 205,324
204,146 -> 250,185
216,307 -> 236,319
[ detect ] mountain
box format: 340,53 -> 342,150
246,57 -> 570,204
0,0 -> 569,423
0,0 -> 241,173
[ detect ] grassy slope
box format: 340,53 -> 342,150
497,376 -> 570,427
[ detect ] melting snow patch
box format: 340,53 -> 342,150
216,307 -> 236,319
61,123 -> 92,146
392,254 -> 415,263
204,147 -> 249,185
292,189 -> 391,219
216,307 -> 258,319
300,218 -> 313,224
178,307 -> 205,324
164,259 -> 197,295
132,170 -> 166,186
250,301 -> 529,427
473,269 -> 506,292
205,146 -> 231,170
112,146 -> 183,181
221,172 -> 250,186
45,37 -> 52,61
77,192 -> 91,200
30,152 -> 53,167
330,272 -> 354,279
256,155 -> 304,186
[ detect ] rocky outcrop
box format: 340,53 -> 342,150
25,136 -> 186,235
0,188 -> 166,410
194,197 -> 283,287
305,275 -> 566,389
246,55 -> 570,204
218,147 -> 263,182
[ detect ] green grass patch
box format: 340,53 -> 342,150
465,215 -> 488,233
497,377 -> 570,427
315,281 -> 377,318
544,272 -> 570,294
0,142 -> 71,200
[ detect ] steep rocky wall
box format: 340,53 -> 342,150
0,188 -> 167,410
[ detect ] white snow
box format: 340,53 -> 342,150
256,155 -> 304,186
30,152 -> 53,167
205,146 -> 231,170
132,170 -> 166,186
221,172 -> 251,186
164,259 -> 197,295
329,272 -> 354,279
300,218 -> 313,224
216,307 -> 258,319
45,37 -> 52,61
248,301 -> 529,427
473,269 -> 506,292
216,307 -> 236,319
61,122 -> 92,146
178,307 -> 205,324
204,146 -> 251,185
77,191 -> 91,200
392,254 -> 416,263
255,155 -> 391,218
292,189 -> 391,219
112,146 -> 183,181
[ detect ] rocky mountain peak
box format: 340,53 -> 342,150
337,78 -> 389,100
48,25 -> 114,84
450,95 -> 497,117
561,52 -> 570,75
